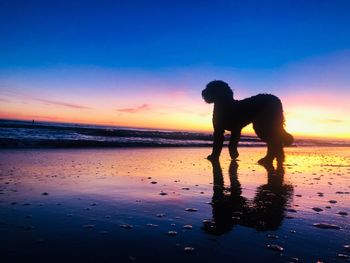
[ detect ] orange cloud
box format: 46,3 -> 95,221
116,104 -> 152,113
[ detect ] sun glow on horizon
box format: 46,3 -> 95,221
1,95 -> 349,140
1,52 -> 350,140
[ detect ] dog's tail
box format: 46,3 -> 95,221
282,129 -> 294,146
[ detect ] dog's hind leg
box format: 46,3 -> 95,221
275,142 -> 285,165
258,143 -> 275,166
258,140 -> 284,166
258,140 -> 284,165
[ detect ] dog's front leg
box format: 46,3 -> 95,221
229,129 -> 241,159
207,130 -> 225,160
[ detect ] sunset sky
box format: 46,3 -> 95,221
1,1 -> 350,139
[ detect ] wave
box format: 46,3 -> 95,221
0,119 -> 349,148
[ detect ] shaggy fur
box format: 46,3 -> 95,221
202,80 -> 293,165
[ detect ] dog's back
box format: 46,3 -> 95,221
235,94 -> 293,146
234,94 -> 283,125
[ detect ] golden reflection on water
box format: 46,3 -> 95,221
1,147 -> 349,263
0,147 -> 350,262
1,147 -> 349,215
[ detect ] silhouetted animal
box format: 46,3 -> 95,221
202,80 -> 293,164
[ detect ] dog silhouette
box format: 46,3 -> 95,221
202,80 -> 293,164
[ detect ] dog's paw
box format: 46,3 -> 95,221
207,154 -> 219,161
258,157 -> 273,167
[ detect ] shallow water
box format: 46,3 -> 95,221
0,147 -> 349,262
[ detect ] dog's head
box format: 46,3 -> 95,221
202,80 -> 233,103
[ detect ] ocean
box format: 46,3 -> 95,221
0,119 -> 348,148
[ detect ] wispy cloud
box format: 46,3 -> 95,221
33,98 -> 91,109
0,89 -> 91,110
323,119 -> 347,124
116,104 -> 152,113
0,98 -> 10,102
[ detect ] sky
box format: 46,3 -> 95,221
0,0 -> 350,139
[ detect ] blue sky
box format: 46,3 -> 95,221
1,0 -> 350,69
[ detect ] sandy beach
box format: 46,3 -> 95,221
0,147 -> 349,262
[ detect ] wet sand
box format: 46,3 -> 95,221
0,147 -> 349,262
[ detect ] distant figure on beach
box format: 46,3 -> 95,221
202,80 -> 293,165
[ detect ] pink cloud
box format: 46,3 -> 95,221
116,104 -> 152,113
0,89 -> 91,110
35,98 -> 91,109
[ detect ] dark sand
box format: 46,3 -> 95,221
0,147 -> 349,262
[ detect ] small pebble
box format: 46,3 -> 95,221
146,223 -> 158,227
159,192 -> 168,196
337,254 -> 350,259
312,207 -> 323,212
337,211 -> 348,216
185,208 -> 198,212
120,224 -> 133,229
313,223 -> 341,229
167,231 -> 178,236
267,234 -> 279,239
42,192 -> 49,196
83,224 -> 95,229
344,245 -> 350,251
329,200 -> 337,204
183,225 -> 193,229
232,212 -> 243,216
267,244 -> 284,252
184,247 -> 195,253
232,216 -> 240,222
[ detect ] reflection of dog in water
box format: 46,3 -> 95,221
203,159 -> 293,235
202,80 -> 293,165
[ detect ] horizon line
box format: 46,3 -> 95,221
1,117 -> 350,142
